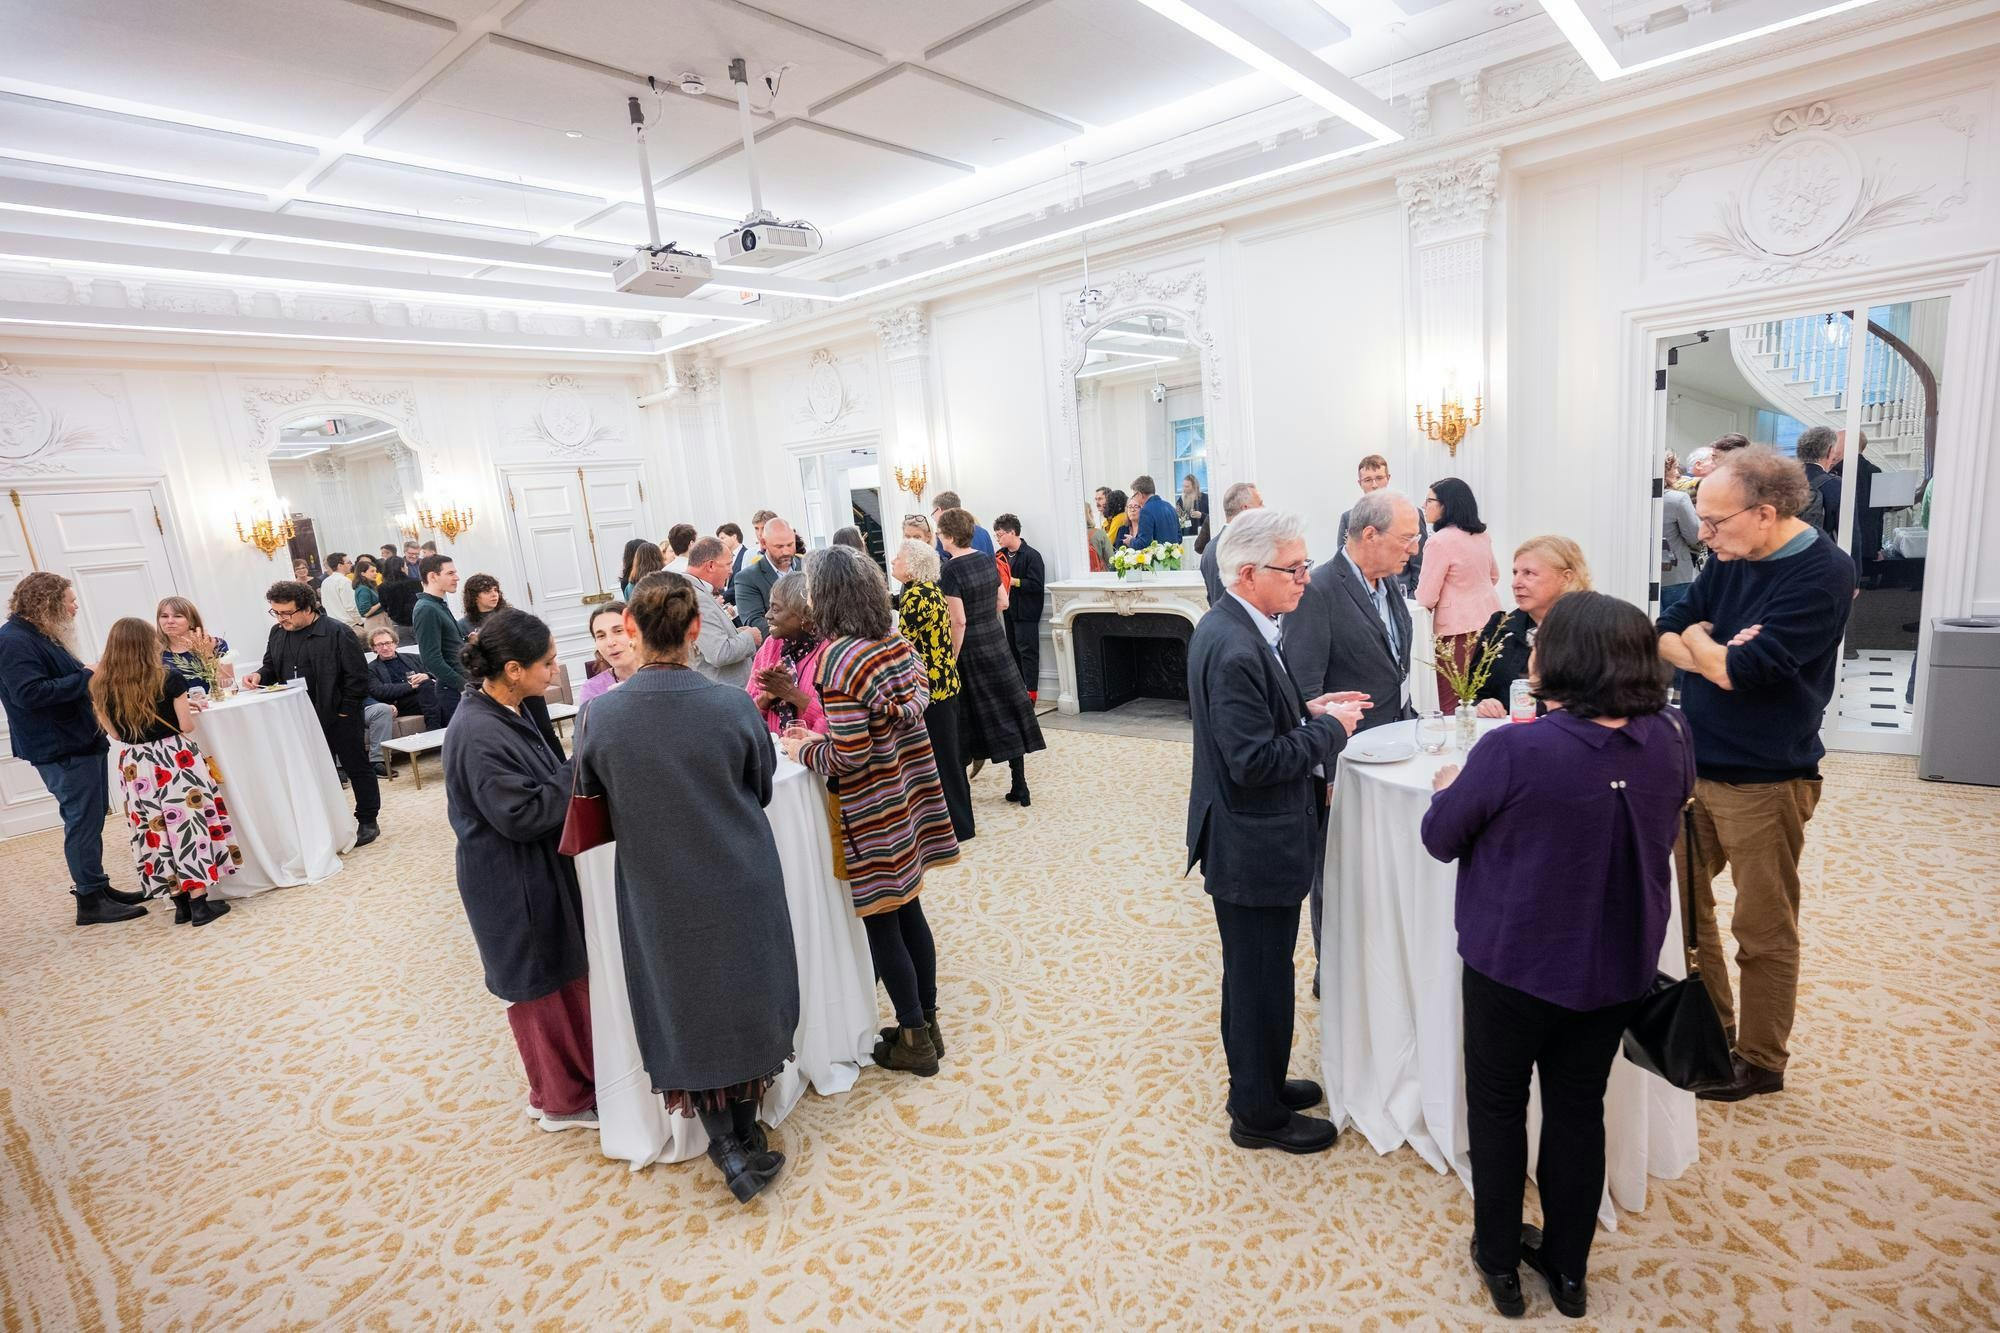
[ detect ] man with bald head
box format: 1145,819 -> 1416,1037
730,516 -> 799,633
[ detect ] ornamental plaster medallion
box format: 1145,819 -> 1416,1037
538,375 -> 592,450
0,375 -> 53,461
1741,131 -> 1865,257
803,350 -> 846,428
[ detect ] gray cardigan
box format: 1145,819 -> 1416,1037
692,576 -> 758,687
1661,488 -> 1703,586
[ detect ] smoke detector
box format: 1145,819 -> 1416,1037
678,72 -> 707,96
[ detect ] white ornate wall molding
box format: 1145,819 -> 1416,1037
1647,85 -> 1983,289
871,304 -> 929,360
0,358 -> 142,476
782,348 -> 876,440
504,373 -> 624,460
872,304 -> 939,495
1397,151 -> 1502,244
1398,151 -> 1501,495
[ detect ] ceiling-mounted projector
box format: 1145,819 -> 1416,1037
612,244 -> 713,297
713,58 -> 821,270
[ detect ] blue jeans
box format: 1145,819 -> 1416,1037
32,751 -> 112,896
1659,582 -> 1693,615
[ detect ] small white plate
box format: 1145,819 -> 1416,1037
1346,738 -> 1418,764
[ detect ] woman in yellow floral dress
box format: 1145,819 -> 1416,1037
891,538 -> 972,842
90,618 -> 240,926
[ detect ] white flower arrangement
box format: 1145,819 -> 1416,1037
1110,541 -> 1186,577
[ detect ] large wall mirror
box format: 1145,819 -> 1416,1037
267,413 -> 422,581
1073,310 -> 1209,567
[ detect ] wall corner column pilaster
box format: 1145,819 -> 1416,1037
872,303 -> 938,505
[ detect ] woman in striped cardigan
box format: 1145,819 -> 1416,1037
779,545 -> 961,1077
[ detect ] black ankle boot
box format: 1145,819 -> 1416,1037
101,885 -> 150,907
1005,759 -> 1029,806
697,1106 -> 783,1203
190,895 -> 231,927
173,891 -> 193,925
74,890 -> 145,926
729,1096 -> 770,1157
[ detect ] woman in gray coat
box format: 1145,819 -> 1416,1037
442,609 -> 596,1133
575,571 -> 800,1204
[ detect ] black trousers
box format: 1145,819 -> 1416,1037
1212,896 -> 1303,1132
1463,964 -> 1640,1282
324,710 -> 380,822
925,694 -> 974,842
436,683 -> 462,729
390,679 -> 442,730
863,898 -> 937,1029
1008,618 -> 1040,697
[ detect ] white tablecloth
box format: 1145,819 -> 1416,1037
175,686 -> 351,897
575,756 -> 879,1169
1320,717 -> 1698,1227
1405,598 -> 1438,717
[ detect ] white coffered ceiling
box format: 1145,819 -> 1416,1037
0,0 -> 1924,352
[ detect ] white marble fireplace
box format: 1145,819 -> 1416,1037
1048,572 -> 1210,715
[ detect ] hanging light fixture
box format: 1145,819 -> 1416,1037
1070,160 -> 1102,333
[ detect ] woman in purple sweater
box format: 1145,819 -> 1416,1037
1421,591 -> 1694,1321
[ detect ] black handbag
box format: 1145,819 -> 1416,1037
1620,715 -> 1735,1091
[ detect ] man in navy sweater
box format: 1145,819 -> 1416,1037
0,573 -> 148,925
1657,445 -> 1855,1104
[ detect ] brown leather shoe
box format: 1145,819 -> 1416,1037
1696,1053 -> 1784,1102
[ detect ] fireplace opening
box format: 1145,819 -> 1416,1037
1071,611 -> 1192,713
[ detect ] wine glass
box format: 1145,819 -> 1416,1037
1419,710 -> 1450,755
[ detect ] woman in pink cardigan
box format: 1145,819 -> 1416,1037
746,571 -> 828,737
1415,477 -> 1503,707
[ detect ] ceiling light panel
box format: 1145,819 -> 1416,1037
504,0 -> 885,110
0,92 -> 318,190
810,66 -> 1081,169
1538,0 -> 1892,79
568,201 -> 750,248
926,0 -> 1252,125
278,199 -> 541,247
0,0 -> 456,137
367,38 -> 743,194
230,239 -> 490,280
0,154 -> 271,209
743,0 -> 1026,54
660,121 -> 970,227
304,158 -> 606,233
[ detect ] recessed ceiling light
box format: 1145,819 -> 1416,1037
1537,0 -> 1892,80
564,130 -> 584,139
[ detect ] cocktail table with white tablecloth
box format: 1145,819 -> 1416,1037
573,755 -> 880,1169
186,685 -> 352,897
1320,717 -> 1697,1227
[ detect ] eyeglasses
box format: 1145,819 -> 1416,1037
268,606 -> 302,619
1260,560 -> 1312,582
1698,504 -> 1763,536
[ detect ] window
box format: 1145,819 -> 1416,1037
1172,415 -> 1208,495
1753,409 -> 1808,456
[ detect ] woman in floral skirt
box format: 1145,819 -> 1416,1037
90,617 -> 239,926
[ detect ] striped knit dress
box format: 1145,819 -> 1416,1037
796,634 -> 961,916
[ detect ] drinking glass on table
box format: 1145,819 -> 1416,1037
1418,709 -> 1450,755
185,683 -> 209,713
216,661 -> 236,696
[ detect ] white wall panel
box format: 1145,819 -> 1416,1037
932,294 -> 1053,553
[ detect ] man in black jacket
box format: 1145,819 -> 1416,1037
992,513 -> 1045,701
366,627 -> 441,729
243,580 -> 381,846
0,573 -> 149,925
1284,489 -> 1419,736
1188,510 -> 1364,1154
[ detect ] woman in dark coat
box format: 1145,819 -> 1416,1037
574,571 -> 800,1205
442,608 -> 595,1132
936,506 -> 1045,806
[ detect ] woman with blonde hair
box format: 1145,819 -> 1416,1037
1473,535 -> 1593,718
90,617 -> 239,925
157,597 -> 231,690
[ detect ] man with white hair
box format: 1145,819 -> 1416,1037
1199,480 -> 1263,607
731,516 -> 798,633
1283,489 -> 1418,735
1187,509 -> 1365,1154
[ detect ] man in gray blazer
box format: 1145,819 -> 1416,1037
1200,480 -> 1263,607
685,536 -> 762,687
1283,489 -> 1420,736
729,517 -> 799,633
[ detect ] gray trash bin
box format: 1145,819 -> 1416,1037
1919,618 -> 2000,786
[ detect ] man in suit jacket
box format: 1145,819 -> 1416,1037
686,536 -> 763,686
1336,455 -> 1427,594
1285,489 -> 1420,737
1123,474 -> 1183,548
1200,481 -> 1263,606
1188,509 -> 1364,1154
730,517 -> 800,633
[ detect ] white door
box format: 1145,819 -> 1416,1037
1,486 -> 181,838
503,466 -> 649,669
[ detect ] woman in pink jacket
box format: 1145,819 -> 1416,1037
745,572 -> 828,737
1415,477 -> 1503,708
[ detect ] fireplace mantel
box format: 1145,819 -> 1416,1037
1048,573 -> 1209,715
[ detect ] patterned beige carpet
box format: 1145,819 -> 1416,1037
1,733 -> 1996,1329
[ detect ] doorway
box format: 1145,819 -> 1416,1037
795,443 -> 884,567
1654,295 -> 1949,755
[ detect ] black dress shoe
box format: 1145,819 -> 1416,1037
1469,1236 -> 1525,1318
1521,1228 -> 1586,1318
354,821 -> 381,848
1696,1053 -> 1784,1102
1279,1079 -> 1324,1111
1228,1111 -> 1336,1154
100,885 -> 150,907
73,890 -> 145,925
372,761 -> 391,778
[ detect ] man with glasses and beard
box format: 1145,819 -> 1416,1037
0,573 -> 151,924
242,580 -> 382,847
